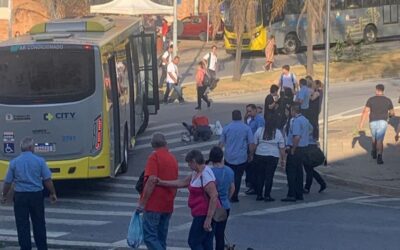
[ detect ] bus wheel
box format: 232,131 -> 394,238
283,33 -> 300,54
120,126 -> 129,174
199,32 -> 207,41
363,25 -> 377,44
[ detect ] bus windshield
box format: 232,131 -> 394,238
0,45 -> 95,104
224,0 -> 263,32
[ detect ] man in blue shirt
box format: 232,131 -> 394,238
295,78 -> 311,121
219,110 -> 255,202
1,137 -> 57,250
244,104 -> 265,195
282,104 -> 311,202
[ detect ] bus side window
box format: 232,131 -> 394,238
331,0 -> 345,10
345,0 -> 361,9
363,0 -> 380,7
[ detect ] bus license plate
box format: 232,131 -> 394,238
34,143 -> 56,153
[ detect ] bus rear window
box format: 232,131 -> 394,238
0,45 -> 95,104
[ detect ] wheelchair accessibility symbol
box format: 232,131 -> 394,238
4,143 -> 15,154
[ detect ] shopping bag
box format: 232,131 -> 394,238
127,211 -> 144,249
214,121 -> 223,136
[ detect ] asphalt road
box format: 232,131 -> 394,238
2,84 -> 400,249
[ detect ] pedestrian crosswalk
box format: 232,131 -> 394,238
0,122 -> 292,249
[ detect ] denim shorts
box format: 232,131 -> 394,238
369,120 -> 388,141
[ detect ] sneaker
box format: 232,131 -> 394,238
195,106 -> 201,110
181,132 -> 191,142
377,154 -> 384,165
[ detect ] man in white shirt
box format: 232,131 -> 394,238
202,45 -> 219,90
163,56 -> 184,104
159,45 -> 173,88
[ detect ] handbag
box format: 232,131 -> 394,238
200,173 -> 228,222
127,211 -> 144,249
303,145 -> 325,168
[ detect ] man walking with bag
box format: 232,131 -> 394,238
203,45 -> 219,90
163,56 -> 184,104
138,133 -> 179,250
359,84 -> 394,164
1,137 -> 57,250
159,45 -> 173,89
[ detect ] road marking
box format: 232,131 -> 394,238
354,197 -> 400,203
135,137 -> 183,150
170,140 -> 219,153
136,130 -> 186,142
57,198 -> 138,207
0,206 -> 133,217
241,195 -> 374,216
146,123 -> 180,132
350,201 -> 400,210
0,216 -> 109,226
0,236 -> 191,250
0,229 -> 68,238
115,175 -> 139,181
79,191 -> 189,202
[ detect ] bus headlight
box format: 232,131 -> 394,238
254,31 -> 261,38
92,115 -> 103,152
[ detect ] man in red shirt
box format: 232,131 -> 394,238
138,133 -> 178,250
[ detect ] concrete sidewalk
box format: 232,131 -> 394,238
318,115 -> 400,196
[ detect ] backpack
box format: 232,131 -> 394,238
280,73 -> 295,91
135,171 -> 145,194
159,51 -> 170,68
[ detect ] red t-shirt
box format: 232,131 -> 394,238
162,23 -> 169,36
142,148 -> 178,213
192,115 -> 209,127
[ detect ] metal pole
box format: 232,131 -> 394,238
194,0 -> 199,15
8,0 -> 12,39
173,0 -> 178,57
206,10 -> 210,43
323,0 -> 331,164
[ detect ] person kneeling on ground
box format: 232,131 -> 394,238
182,115 -> 212,141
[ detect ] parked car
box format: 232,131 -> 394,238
176,14 -> 224,41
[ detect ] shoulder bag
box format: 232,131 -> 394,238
200,173 -> 227,222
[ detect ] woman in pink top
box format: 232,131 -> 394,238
195,61 -> 211,110
264,35 -> 276,71
158,150 -> 218,250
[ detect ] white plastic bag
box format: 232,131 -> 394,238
127,211 -> 144,249
214,121 -> 223,136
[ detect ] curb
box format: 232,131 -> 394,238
320,172 -> 400,197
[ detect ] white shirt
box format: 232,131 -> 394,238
162,51 -> 172,65
280,73 -> 297,91
254,128 -> 285,157
166,62 -> 178,83
190,166 -> 216,188
203,52 -> 218,71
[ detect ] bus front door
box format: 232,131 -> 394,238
108,56 -> 121,175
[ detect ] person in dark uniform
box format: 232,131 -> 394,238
282,104 -> 311,202
1,137 -> 57,250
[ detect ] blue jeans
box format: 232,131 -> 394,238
370,120 -> 388,141
188,216 -> 215,250
143,211 -> 172,250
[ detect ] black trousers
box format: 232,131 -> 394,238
214,209 -> 230,250
159,65 -> 167,88
225,161 -> 247,200
14,191 -> 47,250
254,155 -> 279,197
285,147 -> 306,199
196,86 -> 210,108
304,164 -> 326,190
245,161 -> 256,188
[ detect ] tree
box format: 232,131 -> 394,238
210,0 -> 258,81
41,0 -> 90,19
271,0 -> 326,76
